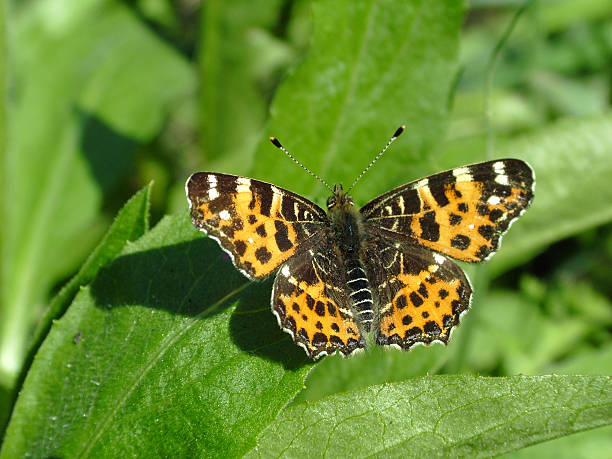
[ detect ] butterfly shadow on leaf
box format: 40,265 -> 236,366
89,233 -> 309,369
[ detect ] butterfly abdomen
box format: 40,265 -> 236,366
345,259 -> 374,332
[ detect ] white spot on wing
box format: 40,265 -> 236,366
495,174 -> 509,185
236,177 -> 251,193
281,265 -> 290,277
493,161 -> 505,174
415,178 -> 429,189
487,195 -> 501,205
219,210 -> 231,220
453,167 -> 472,182
433,253 -> 446,265
208,188 -> 220,200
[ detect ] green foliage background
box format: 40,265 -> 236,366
1,0 -> 612,456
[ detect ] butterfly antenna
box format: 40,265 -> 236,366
347,125 -> 405,193
269,137 -> 334,192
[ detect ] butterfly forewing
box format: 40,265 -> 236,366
187,172 -> 328,279
360,159 -> 534,263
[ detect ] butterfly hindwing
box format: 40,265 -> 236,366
272,242 -> 366,359
363,236 -> 472,349
360,159 -> 534,262
186,172 -> 328,279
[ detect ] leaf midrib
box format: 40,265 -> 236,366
75,278 -> 251,457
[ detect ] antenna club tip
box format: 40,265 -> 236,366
269,137 -> 282,148
394,125 -> 406,137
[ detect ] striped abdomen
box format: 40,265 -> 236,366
345,259 -> 374,332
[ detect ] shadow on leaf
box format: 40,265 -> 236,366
90,234 -> 309,369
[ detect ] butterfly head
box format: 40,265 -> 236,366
327,184 -> 354,211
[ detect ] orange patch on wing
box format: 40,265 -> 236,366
377,268 -> 469,348
410,182 -> 528,262
194,190 -> 300,278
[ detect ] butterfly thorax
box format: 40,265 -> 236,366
326,184 -> 361,255
326,184 -> 375,331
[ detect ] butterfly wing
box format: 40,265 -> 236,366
360,159 -> 534,262
363,236 -> 472,349
272,240 -> 366,359
186,172 -> 328,279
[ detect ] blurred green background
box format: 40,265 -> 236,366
0,0 -> 611,455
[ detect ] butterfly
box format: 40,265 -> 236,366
186,126 -> 535,359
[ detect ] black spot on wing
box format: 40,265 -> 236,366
274,220 -> 293,252
312,332 -> 328,347
429,181 -> 450,207
281,195 -> 297,220
419,211 -> 440,242
396,294 -> 408,309
424,321 -> 442,336
449,213 -> 462,225
207,194 -> 233,214
258,185 -> 273,217
489,209 -> 503,222
256,224 -> 267,237
234,240 -> 247,256
478,225 -> 495,241
255,246 -> 272,264
451,235 -> 470,250
409,292 -> 423,307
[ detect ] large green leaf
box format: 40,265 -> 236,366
0,215 -> 311,457
250,0 -> 463,205
0,0 -> 194,385
247,375 -> 612,457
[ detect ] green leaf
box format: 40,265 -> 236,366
0,184 -> 151,436
26,184 -> 152,370
247,375 -> 612,457
0,0 -> 194,385
199,0 -> 291,171
487,115 -> 612,274
507,425 -> 612,459
0,214 -> 311,457
293,341 -> 448,405
251,0 -> 463,205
